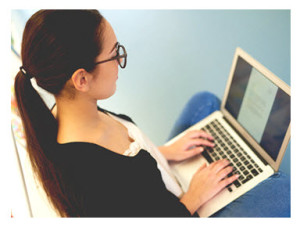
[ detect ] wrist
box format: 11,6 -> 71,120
158,145 -> 172,160
180,193 -> 199,215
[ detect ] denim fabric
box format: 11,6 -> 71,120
168,91 -> 221,140
168,91 -> 291,217
212,171 -> 290,217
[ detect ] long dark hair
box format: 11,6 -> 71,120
14,10 -> 105,216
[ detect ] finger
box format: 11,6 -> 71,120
188,130 -> 214,141
219,174 -> 239,189
187,138 -> 215,148
211,159 -> 230,173
184,146 -> 204,159
217,165 -> 233,180
198,130 -> 214,140
187,130 -> 203,138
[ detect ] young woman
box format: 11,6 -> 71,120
14,10 -> 290,217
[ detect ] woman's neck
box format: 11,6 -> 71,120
54,96 -> 104,143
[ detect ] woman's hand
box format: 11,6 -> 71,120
180,159 -> 239,215
159,130 -> 214,161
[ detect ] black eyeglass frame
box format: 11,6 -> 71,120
94,42 -> 127,68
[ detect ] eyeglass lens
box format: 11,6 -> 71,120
117,46 -> 126,68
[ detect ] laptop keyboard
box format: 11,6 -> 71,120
200,119 -> 263,192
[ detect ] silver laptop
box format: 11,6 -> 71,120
166,47 -> 291,217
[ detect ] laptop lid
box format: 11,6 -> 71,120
220,47 -> 290,172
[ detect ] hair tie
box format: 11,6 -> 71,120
19,66 -> 33,79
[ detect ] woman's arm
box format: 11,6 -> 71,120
159,131 -> 239,215
179,159 -> 239,215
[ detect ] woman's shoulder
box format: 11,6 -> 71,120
54,142 -> 150,165
97,106 -> 136,124
50,103 -> 135,124
55,141 -> 119,160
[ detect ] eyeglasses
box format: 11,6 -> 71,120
94,42 -> 127,68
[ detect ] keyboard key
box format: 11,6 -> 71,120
242,178 -> 250,184
202,151 -> 213,163
207,147 -> 214,153
233,170 -> 240,176
247,164 -> 253,170
243,170 -> 249,175
251,169 -> 259,176
246,175 -> 253,180
233,180 -> 241,188
241,175 -> 253,184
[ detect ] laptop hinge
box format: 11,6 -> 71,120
222,116 -> 268,166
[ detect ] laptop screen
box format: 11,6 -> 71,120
225,57 -> 290,161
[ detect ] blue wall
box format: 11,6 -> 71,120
12,10 -> 291,174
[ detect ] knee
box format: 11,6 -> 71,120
271,171 -> 290,184
188,91 -> 221,109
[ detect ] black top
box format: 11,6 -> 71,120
52,108 -> 197,217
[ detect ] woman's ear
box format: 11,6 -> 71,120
71,69 -> 91,92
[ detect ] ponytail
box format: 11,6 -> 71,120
14,70 -> 70,216
14,9 -> 104,217
14,70 -> 57,158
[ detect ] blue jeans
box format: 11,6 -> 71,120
168,91 -> 291,217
